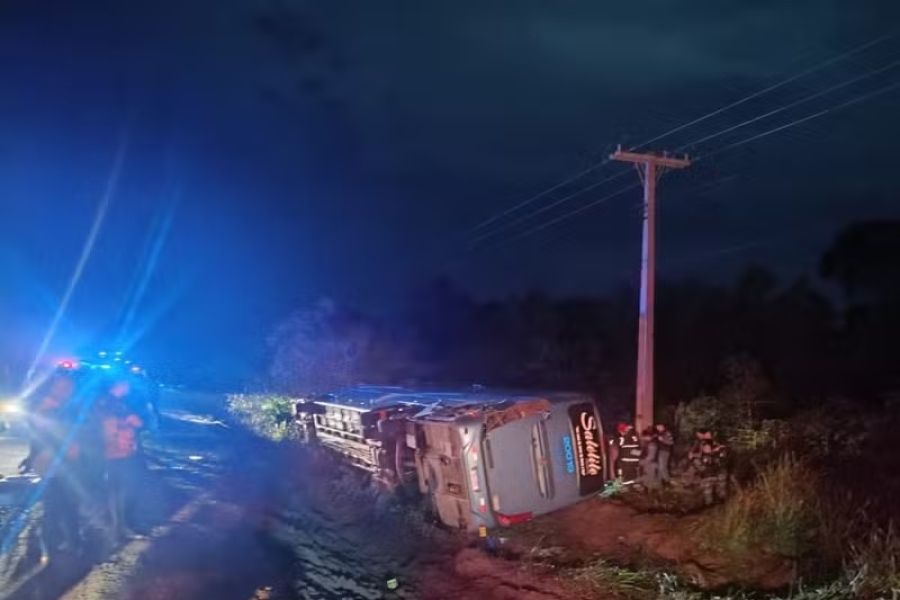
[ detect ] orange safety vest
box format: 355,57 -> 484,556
101,414 -> 143,459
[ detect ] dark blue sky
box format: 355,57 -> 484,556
1,0 -> 899,371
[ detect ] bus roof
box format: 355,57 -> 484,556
314,385 -> 588,416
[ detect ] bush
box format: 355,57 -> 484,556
675,357 -> 785,469
690,455 -> 898,599
785,399 -> 871,460
226,393 -> 300,441
676,395 -> 870,483
693,455 -> 820,559
846,522 -> 900,598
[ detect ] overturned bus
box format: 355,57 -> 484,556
293,386 -> 425,486
299,386 -> 607,532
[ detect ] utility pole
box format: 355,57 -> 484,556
610,145 -> 690,434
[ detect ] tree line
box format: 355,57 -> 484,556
267,220 -> 900,419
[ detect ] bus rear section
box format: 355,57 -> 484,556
412,419 -> 475,530
411,394 -> 606,531
477,397 -> 606,527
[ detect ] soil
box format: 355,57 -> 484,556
500,490 -> 796,593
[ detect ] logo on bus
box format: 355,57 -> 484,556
568,403 -> 604,495
562,435 -> 576,474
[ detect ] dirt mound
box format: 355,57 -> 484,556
509,497 -> 795,592
549,499 -> 681,561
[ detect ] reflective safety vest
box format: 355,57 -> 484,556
693,447 -> 726,476
101,414 -> 143,459
617,432 -> 642,463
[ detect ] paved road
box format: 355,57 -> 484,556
0,387 -> 226,481
0,436 -> 27,480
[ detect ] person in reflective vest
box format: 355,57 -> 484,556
96,380 -> 145,541
609,422 -> 641,485
23,375 -> 84,555
693,441 -> 728,506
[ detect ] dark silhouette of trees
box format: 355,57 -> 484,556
821,219 -> 900,397
821,220 -> 900,304
267,220 -> 900,411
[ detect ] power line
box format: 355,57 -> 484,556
466,159 -> 613,234
630,35 -> 893,151
705,77 -> 900,158
675,55 -> 900,152
464,35 -> 892,238
469,168 -> 632,246
499,182 -> 642,246
493,74 -> 900,248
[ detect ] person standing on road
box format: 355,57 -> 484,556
639,427 -> 660,491
97,380 -> 145,541
21,375 -> 84,555
654,423 -> 675,486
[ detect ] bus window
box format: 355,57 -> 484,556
530,421 -> 555,499
483,436 -> 495,469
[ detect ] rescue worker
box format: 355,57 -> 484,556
609,422 -> 641,485
20,375 -> 84,555
654,423 -> 675,486
688,428 -> 723,463
694,441 -> 728,506
639,427 -> 660,491
96,379 -> 145,541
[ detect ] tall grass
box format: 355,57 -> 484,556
689,454 -> 899,599
562,559 -> 658,600
694,455 -> 820,559
846,522 -> 900,598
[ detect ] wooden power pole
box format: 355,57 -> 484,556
610,145 -> 690,434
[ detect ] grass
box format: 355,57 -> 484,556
845,522 -> 900,599
684,454 -> 899,599
226,393 -> 301,441
560,559 -> 899,600
560,559 -> 659,600
692,455 -> 820,559
554,454 -> 899,600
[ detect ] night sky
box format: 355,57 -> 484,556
1,1 -> 899,373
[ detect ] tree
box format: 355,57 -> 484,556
821,220 -> 900,396
820,219 -> 900,304
267,298 -> 371,395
